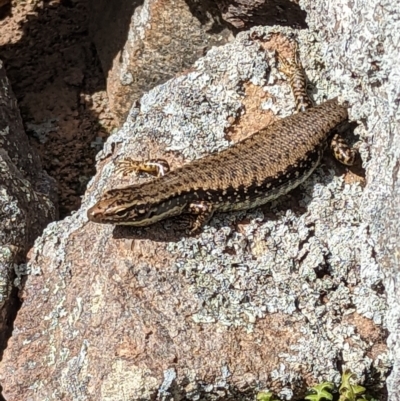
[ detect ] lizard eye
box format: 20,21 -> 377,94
115,210 -> 127,217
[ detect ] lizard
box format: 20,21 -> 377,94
87,41 -> 358,233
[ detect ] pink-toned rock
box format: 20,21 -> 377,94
0,59 -> 56,353
89,0 -> 232,124
89,0 -> 307,124
2,233 -> 303,398
0,29 -> 388,399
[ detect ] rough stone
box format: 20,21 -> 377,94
214,0 -> 307,30
0,25 -> 390,399
298,0 -> 400,399
0,0 -> 116,217
88,0 -> 233,124
0,59 -> 57,354
0,0 -> 10,9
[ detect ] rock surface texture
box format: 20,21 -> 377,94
0,0 -> 10,9
214,0 -> 307,29
299,0 -> 400,398
0,60 -> 56,354
90,0 -> 308,125
89,0 -> 233,124
0,22 -> 392,399
0,0 -> 116,218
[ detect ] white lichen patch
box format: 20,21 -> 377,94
101,361 -> 159,400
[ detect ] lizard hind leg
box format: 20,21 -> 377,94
278,40 -> 313,113
330,133 -> 359,166
114,157 -> 170,177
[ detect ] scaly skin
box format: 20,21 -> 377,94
87,42 -> 357,232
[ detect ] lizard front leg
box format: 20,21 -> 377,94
187,201 -> 214,234
115,157 -> 170,177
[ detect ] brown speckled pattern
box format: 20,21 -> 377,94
87,98 -> 348,227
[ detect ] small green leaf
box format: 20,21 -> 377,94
339,370 -> 366,401
353,385 -> 366,395
305,382 -> 334,401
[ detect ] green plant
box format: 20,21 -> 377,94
255,370 -> 378,401
256,391 -> 280,401
305,382 -> 334,401
338,370 -> 376,401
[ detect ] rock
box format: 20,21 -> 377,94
0,0 -> 10,8
89,0 -> 308,124
88,0 -> 232,124
0,25 -> 390,399
214,0 -> 307,29
0,59 -> 57,354
299,0 -> 400,398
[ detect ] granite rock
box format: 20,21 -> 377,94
0,26 -> 390,399
0,59 -> 57,355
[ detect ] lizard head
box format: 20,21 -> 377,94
87,186 -> 185,227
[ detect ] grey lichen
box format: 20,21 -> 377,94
299,0 -> 400,398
